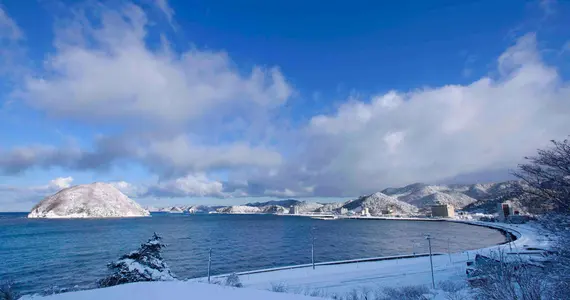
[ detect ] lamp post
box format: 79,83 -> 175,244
310,226 -> 316,270
425,235 -> 435,289
208,248 -> 212,283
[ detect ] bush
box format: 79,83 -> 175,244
0,280 -> 19,300
438,280 -> 467,300
271,282 -> 288,293
98,233 -> 175,287
473,250 -> 547,300
380,285 -> 431,300
224,273 -> 242,288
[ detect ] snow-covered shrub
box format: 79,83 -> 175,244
438,280 -> 468,300
0,279 -> 19,300
473,250 -> 547,300
224,273 -> 242,288
98,233 -> 175,287
343,288 -> 373,300
540,214 -> 570,298
270,282 -> 288,293
379,285 -> 432,300
41,285 -> 80,296
302,288 -> 328,298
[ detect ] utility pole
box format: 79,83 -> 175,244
447,237 -> 452,264
311,226 -> 316,270
425,235 -> 435,289
208,248 -> 212,283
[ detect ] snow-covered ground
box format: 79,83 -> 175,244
195,221 -> 550,296
23,282 -> 321,300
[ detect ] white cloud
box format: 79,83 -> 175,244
274,33 -> 570,195
263,188 -> 297,198
48,176 -> 73,190
140,135 -> 282,175
19,3 -> 292,127
0,5 -> 22,41
145,174 -> 225,197
109,181 -> 144,197
0,177 -> 74,211
540,0 -> 556,16
2,0 -> 570,204
154,0 -> 175,29
0,4 -> 25,78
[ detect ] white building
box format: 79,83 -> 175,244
497,203 -> 514,221
431,204 -> 455,218
361,207 -> 370,216
289,206 -> 300,215
339,208 -> 348,215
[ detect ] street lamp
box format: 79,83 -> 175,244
310,226 -> 316,270
425,234 -> 435,289
208,248 -> 212,283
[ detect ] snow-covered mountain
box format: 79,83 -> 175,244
417,192 -> 477,209
246,199 -> 301,208
382,183 -> 477,209
461,181 -> 527,213
146,180 -> 528,216
28,182 -> 150,219
258,205 -> 289,214
316,202 -> 346,213
162,206 -> 184,213
342,192 -> 418,215
216,205 -> 261,214
187,205 -> 218,214
294,201 -> 325,213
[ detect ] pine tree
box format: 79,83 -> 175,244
98,233 -> 175,287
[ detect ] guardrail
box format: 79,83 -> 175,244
211,252 -> 445,278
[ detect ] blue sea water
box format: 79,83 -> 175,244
0,213 -> 506,295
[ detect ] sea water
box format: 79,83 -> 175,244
0,213 -> 506,295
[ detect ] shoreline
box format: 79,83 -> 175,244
22,215 -> 550,299
199,217 -> 523,279
190,218 -> 548,295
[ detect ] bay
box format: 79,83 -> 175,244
0,213 -> 506,295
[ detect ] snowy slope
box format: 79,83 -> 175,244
216,205 -> 261,214
342,192 -> 418,215
295,201 -> 324,213
25,281 -> 321,300
316,201 -> 346,213
382,183 -> 481,210
259,205 -> 289,214
461,181 -> 527,213
166,206 -> 184,213
187,205 -> 217,214
28,183 -> 150,219
246,199 -> 301,208
416,192 -> 477,209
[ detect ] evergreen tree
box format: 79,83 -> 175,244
98,233 -> 175,287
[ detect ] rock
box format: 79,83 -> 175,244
28,182 -> 150,219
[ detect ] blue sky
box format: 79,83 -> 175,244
1,0 -> 569,211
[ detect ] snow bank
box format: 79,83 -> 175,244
24,282 -> 321,300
